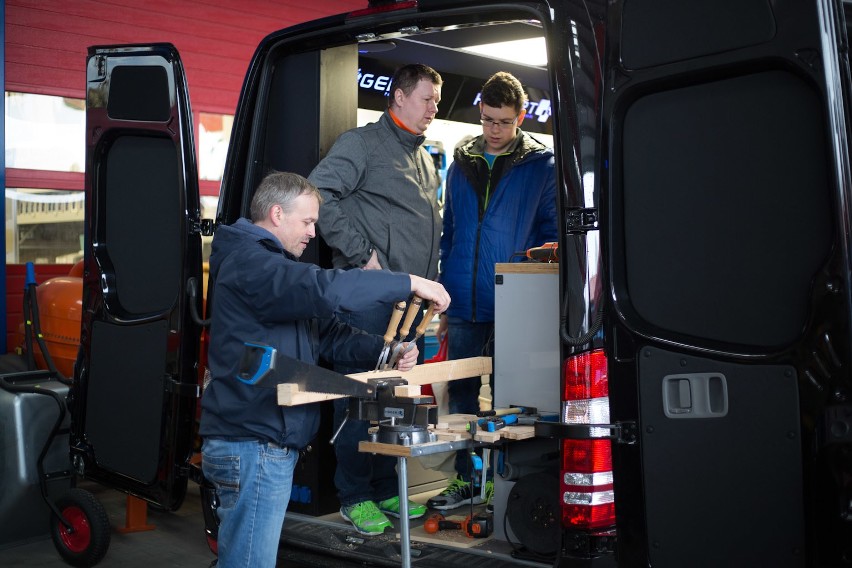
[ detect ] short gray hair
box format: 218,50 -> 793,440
249,171 -> 322,222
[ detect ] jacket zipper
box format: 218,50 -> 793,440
413,149 -> 437,280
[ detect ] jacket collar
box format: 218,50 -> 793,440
380,111 -> 427,151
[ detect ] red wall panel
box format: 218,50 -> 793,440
5,0 -> 365,114
3,0 -> 366,352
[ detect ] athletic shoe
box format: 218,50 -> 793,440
427,477 -> 485,510
377,496 -> 427,519
340,501 -> 392,536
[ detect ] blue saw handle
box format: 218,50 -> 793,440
236,342 -> 277,385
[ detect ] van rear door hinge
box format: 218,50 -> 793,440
535,420 -> 637,445
191,218 -> 215,237
566,208 -> 598,234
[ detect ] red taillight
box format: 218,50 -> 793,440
563,438 -> 612,473
561,349 -> 616,530
564,350 -> 608,400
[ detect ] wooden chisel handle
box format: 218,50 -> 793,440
397,295 -> 423,340
413,301 -> 437,338
383,301 -> 407,344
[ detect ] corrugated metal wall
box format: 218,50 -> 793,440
5,0 -> 364,113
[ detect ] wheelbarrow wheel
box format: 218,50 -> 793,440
50,488 -> 111,567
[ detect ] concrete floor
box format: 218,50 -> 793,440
0,479 -> 215,568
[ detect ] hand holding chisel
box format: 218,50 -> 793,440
375,301 -> 406,371
390,300 -> 436,368
386,296 -> 423,369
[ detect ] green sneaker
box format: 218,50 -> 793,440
377,496 -> 427,519
484,480 -> 494,505
340,501 -> 392,536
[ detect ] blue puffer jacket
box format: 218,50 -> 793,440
440,131 -> 558,323
199,218 -> 411,449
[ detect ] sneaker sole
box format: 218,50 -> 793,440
381,508 -> 426,520
427,496 -> 483,511
340,510 -> 392,536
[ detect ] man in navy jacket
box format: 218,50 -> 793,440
199,171 -> 450,567
430,71 -> 557,511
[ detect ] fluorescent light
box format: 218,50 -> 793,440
461,37 -> 547,66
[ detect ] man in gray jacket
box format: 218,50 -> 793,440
308,63 -> 443,536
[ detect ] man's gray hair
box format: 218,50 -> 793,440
249,171 -> 322,222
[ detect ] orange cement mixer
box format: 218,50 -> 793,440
15,261 -> 83,379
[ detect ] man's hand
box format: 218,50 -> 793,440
363,249 -> 382,270
409,275 -> 451,313
437,313 -> 448,341
395,342 -> 419,371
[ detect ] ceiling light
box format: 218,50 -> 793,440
461,37 -> 547,67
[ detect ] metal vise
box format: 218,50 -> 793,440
348,378 -> 439,446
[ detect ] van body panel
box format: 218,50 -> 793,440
607,0 -> 852,565
73,44 -> 202,509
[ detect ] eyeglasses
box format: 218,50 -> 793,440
480,116 -> 518,129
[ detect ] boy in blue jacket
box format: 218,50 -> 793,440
430,71 -> 557,510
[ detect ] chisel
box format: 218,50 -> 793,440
374,300 -> 406,371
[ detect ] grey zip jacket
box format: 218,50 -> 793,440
309,111 -> 441,279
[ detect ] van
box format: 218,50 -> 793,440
70,1 -> 852,566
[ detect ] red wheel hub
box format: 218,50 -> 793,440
58,506 -> 92,553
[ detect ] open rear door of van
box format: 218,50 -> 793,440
71,44 -> 203,510
606,0 -> 852,566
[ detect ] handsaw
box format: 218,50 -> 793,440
236,342 -> 375,398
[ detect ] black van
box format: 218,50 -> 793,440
70,1 -> 852,566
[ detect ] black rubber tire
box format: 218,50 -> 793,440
506,471 -> 561,557
50,488 -> 111,567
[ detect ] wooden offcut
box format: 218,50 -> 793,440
277,357 -> 492,406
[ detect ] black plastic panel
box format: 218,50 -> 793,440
85,320 -> 168,484
105,135 -> 182,314
639,346 -> 804,567
621,0 -> 775,69
107,65 -> 171,121
622,70 -> 832,347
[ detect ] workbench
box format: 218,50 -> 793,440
277,356 -> 534,568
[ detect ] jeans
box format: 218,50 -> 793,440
447,317 -> 494,481
333,305 -> 425,506
201,437 -> 298,568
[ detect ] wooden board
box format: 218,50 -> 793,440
277,357 -> 492,406
495,262 -> 558,274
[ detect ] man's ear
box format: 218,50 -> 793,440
516,108 -> 526,127
393,87 -> 405,108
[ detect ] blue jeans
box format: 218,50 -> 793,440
447,318 -> 494,481
201,438 -> 298,568
333,305 -> 425,506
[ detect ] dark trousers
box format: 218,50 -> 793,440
332,304 -> 425,506
447,317 -> 494,481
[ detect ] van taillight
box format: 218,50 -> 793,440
561,349 -> 615,530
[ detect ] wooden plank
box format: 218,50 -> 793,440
500,426 -> 536,440
495,262 -> 558,274
277,383 -> 347,406
348,357 -> 492,386
277,358 -> 492,406
394,384 -> 421,397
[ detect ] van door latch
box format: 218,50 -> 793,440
566,208 -> 598,233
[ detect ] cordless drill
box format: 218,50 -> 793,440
423,513 -> 492,538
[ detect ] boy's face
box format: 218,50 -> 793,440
480,103 -> 524,154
